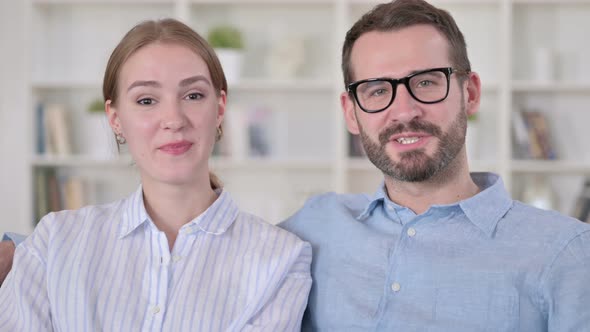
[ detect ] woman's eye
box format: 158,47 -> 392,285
186,93 -> 204,100
137,98 -> 155,105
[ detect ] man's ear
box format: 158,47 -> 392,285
464,72 -> 481,118
341,92 -> 360,135
105,100 -> 122,134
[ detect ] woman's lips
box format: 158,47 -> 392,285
159,141 -> 193,155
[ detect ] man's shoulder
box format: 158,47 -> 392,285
234,210 -> 309,249
279,192 -> 370,237
509,200 -> 589,228
302,191 -> 369,209
505,200 -> 590,247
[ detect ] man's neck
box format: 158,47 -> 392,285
383,156 -> 479,215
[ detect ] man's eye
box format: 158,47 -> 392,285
417,80 -> 434,87
370,88 -> 389,97
137,98 -> 155,105
186,93 -> 204,100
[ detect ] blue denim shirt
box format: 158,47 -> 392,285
280,172 -> 590,331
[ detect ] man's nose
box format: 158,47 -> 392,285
386,84 -> 423,123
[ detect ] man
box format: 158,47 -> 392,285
2,0 -> 590,330
280,0 -> 590,331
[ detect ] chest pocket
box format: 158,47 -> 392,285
434,272 -> 519,332
311,248 -> 386,330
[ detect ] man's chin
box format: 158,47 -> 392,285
380,154 -> 439,182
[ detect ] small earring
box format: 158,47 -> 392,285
115,133 -> 126,145
215,126 -> 223,141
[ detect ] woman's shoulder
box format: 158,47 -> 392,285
40,199 -> 124,228
31,199 -> 126,248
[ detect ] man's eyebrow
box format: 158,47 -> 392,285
127,80 -> 161,92
180,75 -> 211,87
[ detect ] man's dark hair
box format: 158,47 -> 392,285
342,0 -> 471,87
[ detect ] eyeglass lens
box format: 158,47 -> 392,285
355,70 -> 448,111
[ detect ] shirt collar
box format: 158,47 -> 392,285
357,184 -> 388,220
356,172 -> 513,237
119,185 -> 240,238
458,172 -> 513,237
119,185 -> 150,238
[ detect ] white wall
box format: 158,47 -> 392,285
0,0 -> 31,235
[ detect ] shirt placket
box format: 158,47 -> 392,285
377,206 -> 420,329
142,228 -> 170,332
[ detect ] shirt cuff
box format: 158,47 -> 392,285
2,233 -> 26,246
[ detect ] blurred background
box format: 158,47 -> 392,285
2,0 -> 590,235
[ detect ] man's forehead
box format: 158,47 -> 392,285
350,26 -> 450,79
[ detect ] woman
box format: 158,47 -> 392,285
0,19 -> 311,331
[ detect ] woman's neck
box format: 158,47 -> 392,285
142,178 -> 218,251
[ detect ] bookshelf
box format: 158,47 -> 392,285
3,0 -> 590,234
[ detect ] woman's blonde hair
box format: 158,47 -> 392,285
103,18 -> 225,189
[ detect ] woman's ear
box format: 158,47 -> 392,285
105,100 -> 122,134
216,90 -> 227,128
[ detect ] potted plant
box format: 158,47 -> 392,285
207,25 -> 244,84
87,99 -> 105,114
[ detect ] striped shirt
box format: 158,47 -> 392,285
0,186 -> 312,331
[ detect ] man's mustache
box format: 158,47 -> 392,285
379,119 -> 443,145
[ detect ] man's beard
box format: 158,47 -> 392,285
359,106 -> 467,182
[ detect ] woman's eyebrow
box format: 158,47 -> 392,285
179,75 -> 211,87
127,80 -> 160,92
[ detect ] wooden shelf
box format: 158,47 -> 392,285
31,154 -> 132,168
512,81 -> 590,93
31,155 -> 333,170
511,160 -> 590,174
210,157 -> 333,170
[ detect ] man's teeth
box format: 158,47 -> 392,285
396,137 -> 420,144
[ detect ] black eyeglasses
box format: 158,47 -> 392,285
347,67 -> 468,113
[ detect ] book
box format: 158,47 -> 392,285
35,170 -> 90,222
221,105 -> 274,159
35,169 -> 49,222
36,103 -> 46,154
62,176 -> 86,210
44,104 -> 72,155
46,170 -> 61,213
512,109 -> 557,160
223,106 -> 249,159
247,108 -> 271,157
523,111 -> 557,160
511,110 -> 531,159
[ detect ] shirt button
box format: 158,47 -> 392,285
172,255 -> 182,262
387,205 -> 395,211
391,282 -> 401,292
407,228 -> 416,237
159,257 -> 167,266
151,306 -> 160,314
